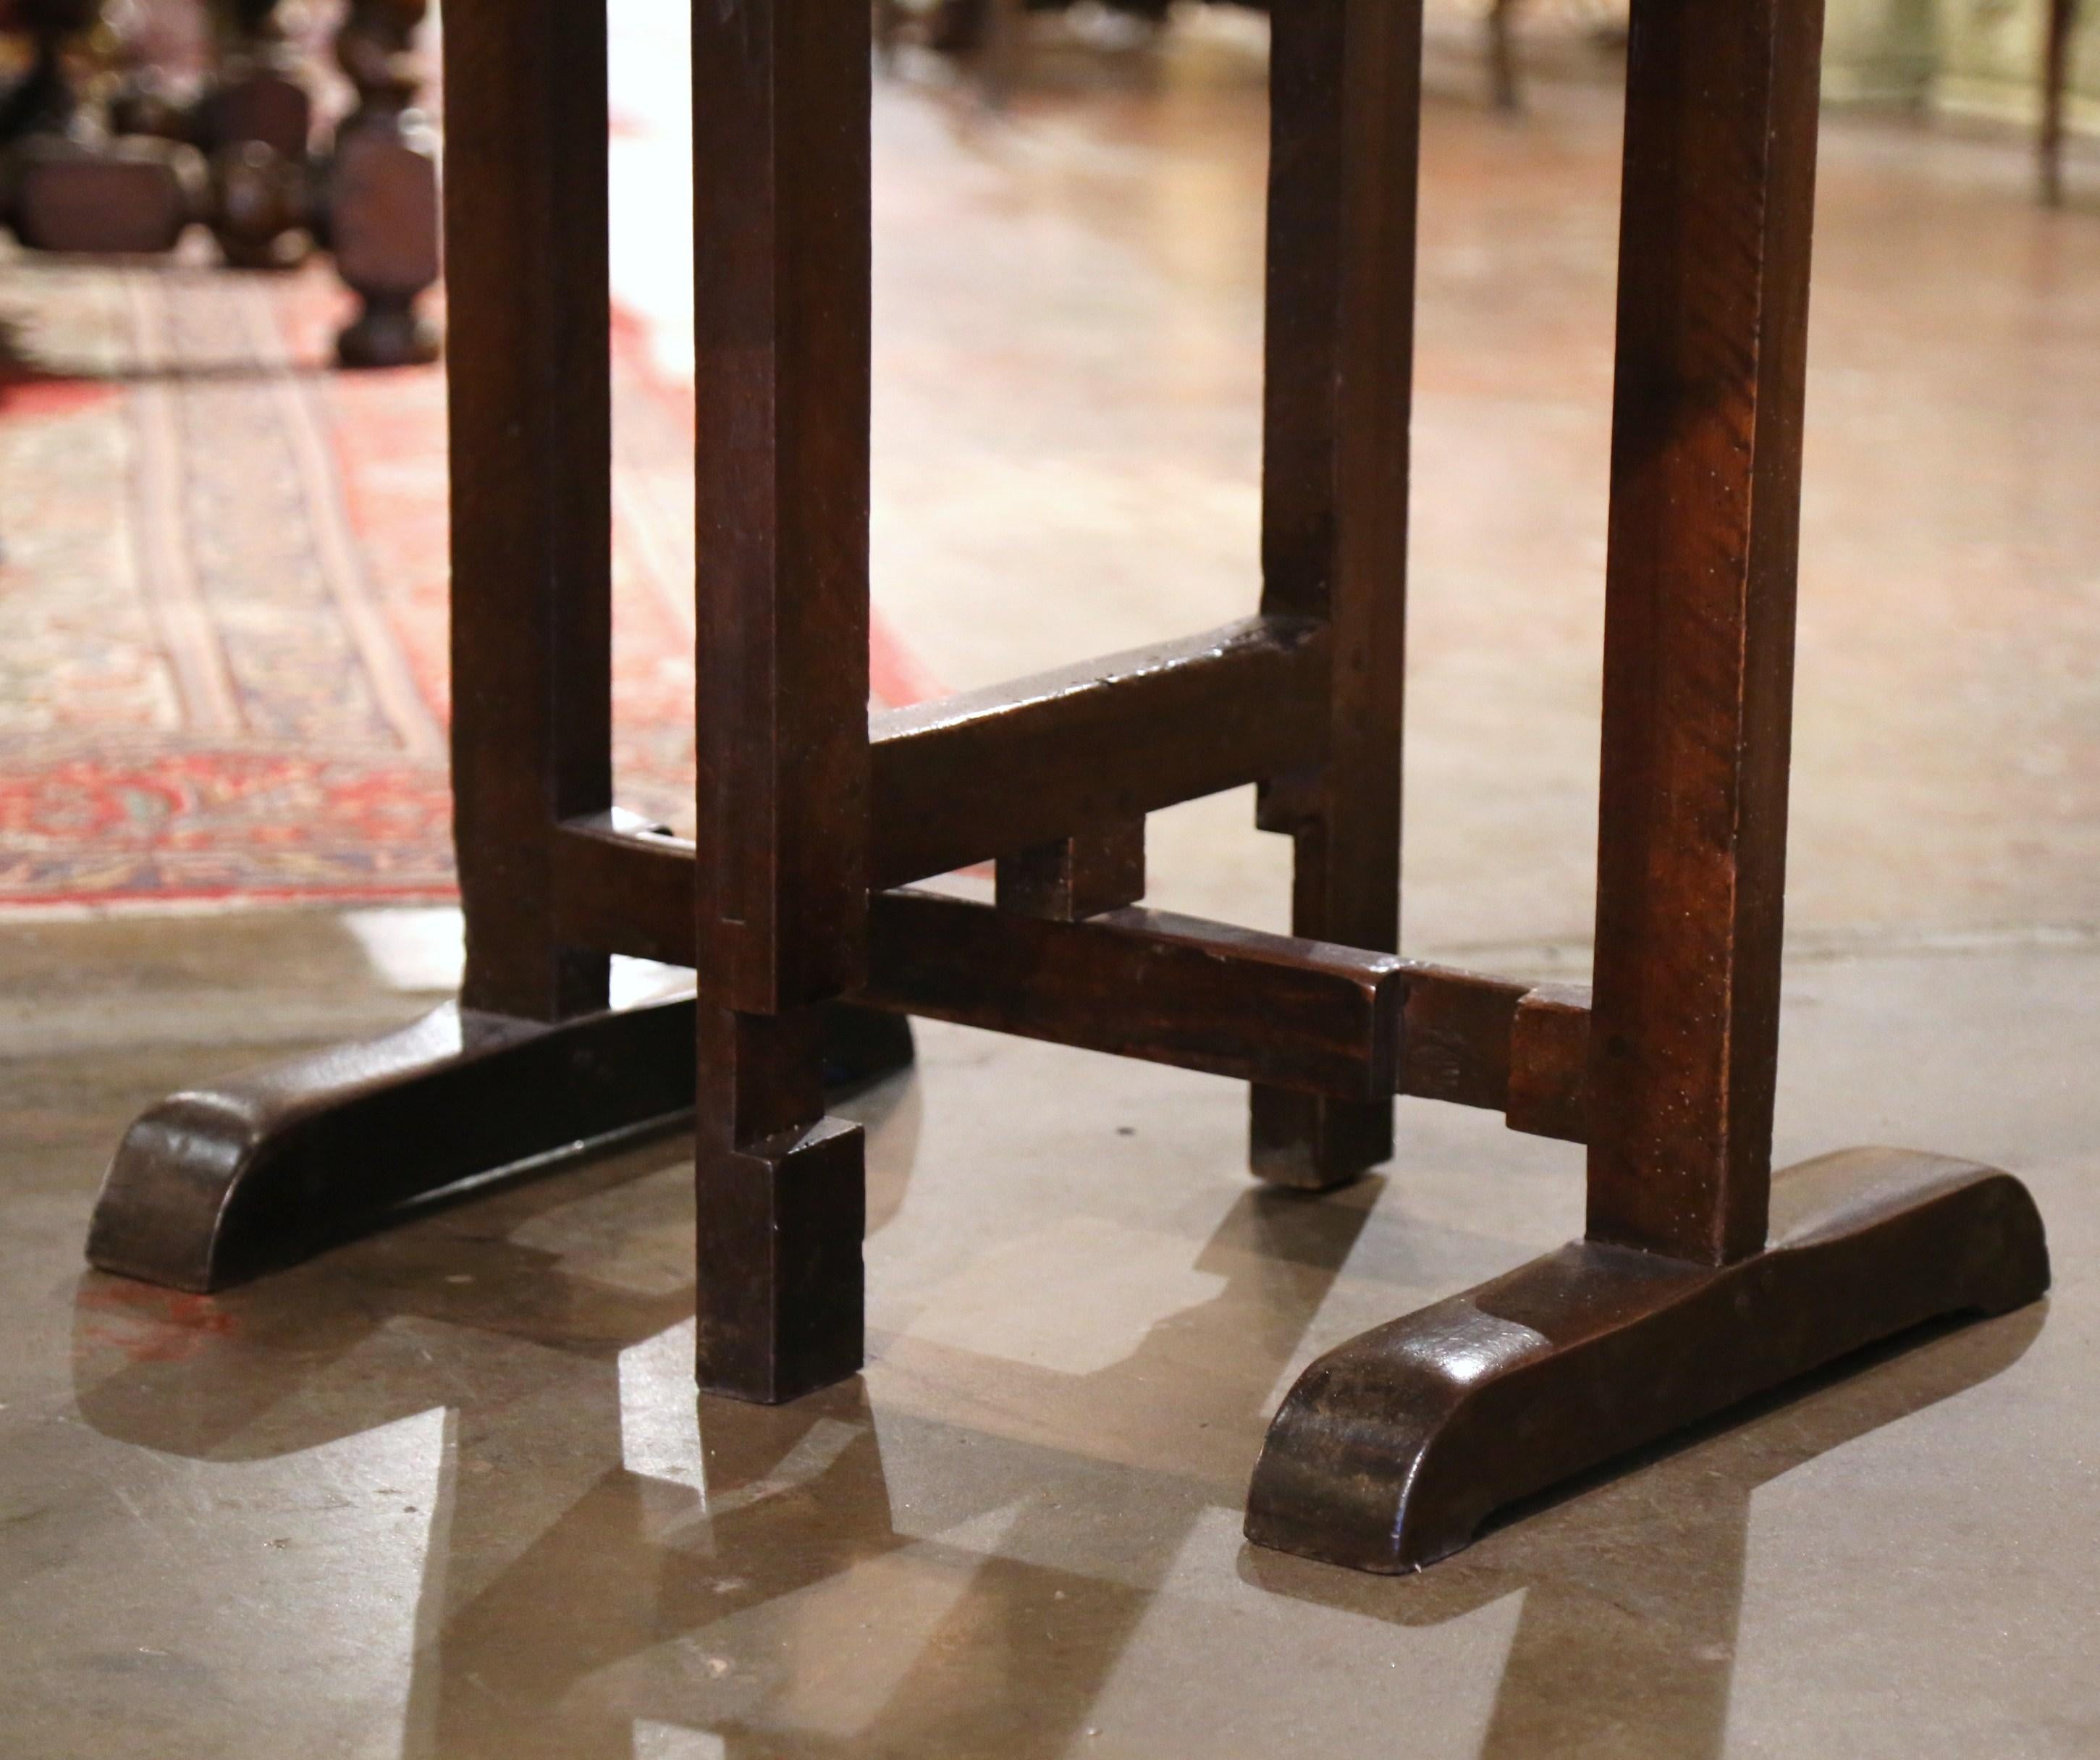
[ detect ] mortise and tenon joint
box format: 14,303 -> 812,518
90,0 -> 2049,1572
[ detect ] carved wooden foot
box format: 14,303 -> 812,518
88,995 -> 698,1292
1244,1149 -> 2050,1573
88,995 -> 912,1294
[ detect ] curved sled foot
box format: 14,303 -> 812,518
1245,1148 -> 2049,1574
88,995 -> 915,1294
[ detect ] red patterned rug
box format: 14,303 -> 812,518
0,252 -> 937,913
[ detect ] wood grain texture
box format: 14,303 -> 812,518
547,831 -> 1589,1127
1585,0 -> 1826,1264
996,817 -> 1148,921
1249,1150 -> 2050,1571
872,617 -> 1327,889
690,0 -> 872,1403
693,0 -> 872,1015
1506,982 -> 1592,1144
1251,0 -> 1422,1187
859,888 -> 1409,1100
554,622 -> 1323,908
444,0 -> 612,1022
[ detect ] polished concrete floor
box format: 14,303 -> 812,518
7,14 -> 2100,1760
4,920 -> 2099,1759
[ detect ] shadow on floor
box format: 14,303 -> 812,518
1240,1302 -> 2046,1760
66,1064 -> 2045,1758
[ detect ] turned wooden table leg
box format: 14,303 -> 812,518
691,0 -> 875,1402
1248,1 -> 1419,1192
327,0 -> 440,367
0,0 -> 90,143
202,0 -> 310,159
201,0 -> 317,269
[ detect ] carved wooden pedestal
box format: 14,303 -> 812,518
90,0 -> 2048,1569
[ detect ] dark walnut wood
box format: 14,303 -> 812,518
91,0 -> 2049,1577
88,993 -> 911,1294
1249,0 -> 1420,1192
1,0 -> 202,252
996,816 -> 1146,922
1581,0 -> 1823,1268
1244,0 -> 2047,1574
871,618 -> 1328,890
90,998 -> 699,1294
1247,1150 -> 2051,1573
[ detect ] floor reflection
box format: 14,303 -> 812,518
67,1057 -> 2046,1759
67,1060 -> 1372,1757
1240,1304 -> 2046,1760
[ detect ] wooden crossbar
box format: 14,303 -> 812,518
553,820 -> 1589,1133
90,0 -> 2050,1580
869,616 -> 1329,888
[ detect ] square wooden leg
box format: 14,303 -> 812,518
693,1006 -> 867,1403
1245,0 -> 2050,1572
1247,1 -> 1420,1194
695,1115 -> 866,1405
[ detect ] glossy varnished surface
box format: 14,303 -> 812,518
4,913 -> 2097,1757
83,991 -> 914,1297
10,9 -> 2100,1748
87,997 -> 698,1293
1246,0 -> 1420,1190
1241,0 -> 2046,1577
1247,1149 -> 2049,1573
867,617 -> 1328,890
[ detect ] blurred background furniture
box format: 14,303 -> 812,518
0,0 -> 439,366
1488,0 -> 1521,108
873,0 -> 1629,113
2043,0 -> 2084,202
875,0 -> 1268,103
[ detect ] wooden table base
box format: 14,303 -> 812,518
88,998 -> 910,1294
1247,1150 -> 2050,1573
84,0 -> 2053,1575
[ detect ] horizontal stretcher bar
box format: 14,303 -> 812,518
866,615 -> 1331,888
551,820 -> 1590,1137
558,618 -> 1328,943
